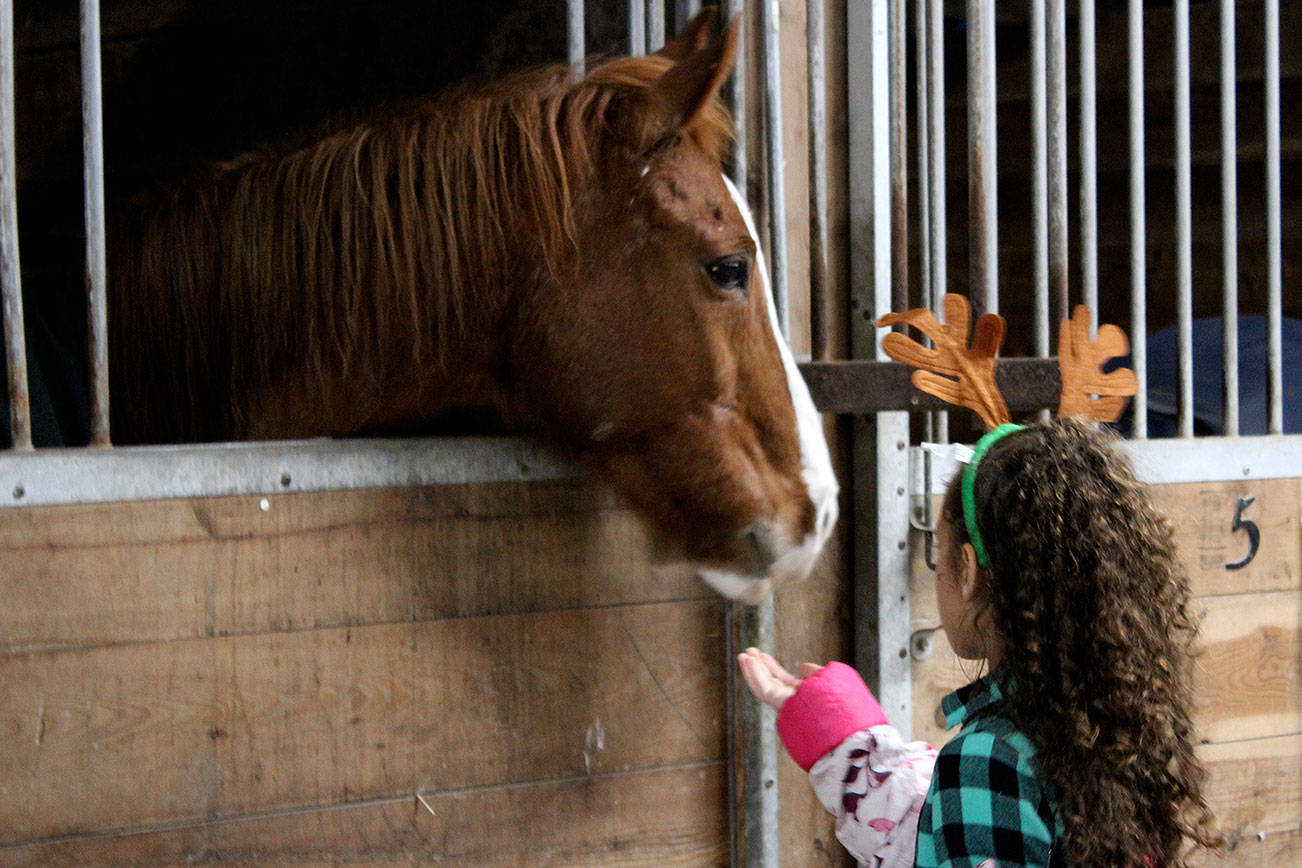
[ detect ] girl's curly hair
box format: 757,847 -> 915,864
941,417 -> 1220,866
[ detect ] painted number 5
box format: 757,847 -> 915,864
1225,496 -> 1260,571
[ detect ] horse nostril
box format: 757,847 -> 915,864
741,521 -> 779,574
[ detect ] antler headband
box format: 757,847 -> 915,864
875,293 -> 1139,567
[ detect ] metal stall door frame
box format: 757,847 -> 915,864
828,0 -> 1296,747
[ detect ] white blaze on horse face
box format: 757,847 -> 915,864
697,176 -> 839,603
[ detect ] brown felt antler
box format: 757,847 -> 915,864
875,293 -> 1011,430
1057,305 -> 1139,422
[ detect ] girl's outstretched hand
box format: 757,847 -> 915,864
736,647 -> 823,711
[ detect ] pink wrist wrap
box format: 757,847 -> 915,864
775,661 -> 889,772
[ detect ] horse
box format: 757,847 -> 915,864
108,10 -> 837,602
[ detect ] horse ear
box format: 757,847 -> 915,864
649,13 -> 739,135
654,6 -> 718,62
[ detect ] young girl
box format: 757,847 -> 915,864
739,418 -> 1219,867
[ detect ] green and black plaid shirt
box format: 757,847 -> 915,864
914,674 -> 1066,868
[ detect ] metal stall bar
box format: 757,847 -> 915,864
848,0 -> 911,737
1129,0 -> 1147,438
1220,0 -> 1238,436
0,0 -> 29,450
809,0 -> 829,360
720,5 -> 777,866
967,0 -> 997,316
82,0 -> 110,446
1265,0 -> 1283,434
890,0 -> 907,314
725,0 -> 745,194
1047,0 -> 1068,326
1174,0 -> 1194,438
567,0 -> 585,73
647,0 -> 665,52
1079,0 -> 1097,330
629,0 -> 645,56
914,0 -> 930,319
763,0 -> 788,335
927,0 -> 947,444
1031,0 -> 1049,358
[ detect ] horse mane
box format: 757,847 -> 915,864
111,53 -> 733,442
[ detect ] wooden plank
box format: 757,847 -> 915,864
1193,591 -> 1302,744
799,358 -> 1062,415
0,480 -> 704,653
1190,829 -> 1302,868
1199,735 -> 1301,839
0,601 -> 726,844
909,588 -> 1300,748
1150,479 -> 1302,598
0,763 -> 728,866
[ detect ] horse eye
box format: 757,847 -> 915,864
706,257 -> 749,293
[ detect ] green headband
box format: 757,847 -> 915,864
962,422 -> 1026,569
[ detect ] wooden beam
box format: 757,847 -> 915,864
0,601 -> 727,843
0,764 -> 729,864
799,358 -> 1063,415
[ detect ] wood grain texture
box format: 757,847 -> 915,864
0,479 -> 704,654
0,601 -> 726,845
909,590 -> 1301,747
0,764 -> 729,867
1199,735 -> 1301,839
1150,479 -> 1302,598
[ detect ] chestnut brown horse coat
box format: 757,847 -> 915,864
109,12 -> 837,599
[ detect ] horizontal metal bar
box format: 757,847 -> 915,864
800,358 -> 1063,415
913,436 -> 1302,493
0,436 -> 574,508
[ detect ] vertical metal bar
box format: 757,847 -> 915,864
763,0 -> 788,337
967,0 -> 997,317
629,0 -> 646,56
723,11 -> 755,864
1047,0 -> 1068,328
808,0 -> 829,361
82,0 -> 110,446
928,0 -> 947,444
682,0 -> 702,24
1031,0 -> 1049,358
890,0 -> 907,314
849,0 -> 910,738
1129,0 -> 1148,439
1079,0 -> 1098,331
1174,0 -> 1194,438
734,598 -> 777,868
1265,0 -> 1283,434
1220,0 -> 1237,437
915,0 -> 930,321
647,0 -> 666,52
567,0 -> 585,73
725,0 -> 746,194
0,0 -> 30,450
927,0 -> 945,313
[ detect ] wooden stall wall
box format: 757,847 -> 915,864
0,476 -> 836,864
2,2 -> 857,863
910,477 -> 1302,866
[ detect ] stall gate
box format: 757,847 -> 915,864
0,0 -> 1297,866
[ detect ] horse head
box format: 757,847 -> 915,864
506,14 -> 838,602
108,11 -> 836,603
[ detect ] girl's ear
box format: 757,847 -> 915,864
957,542 -> 985,602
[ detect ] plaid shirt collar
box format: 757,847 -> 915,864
940,670 -> 1011,730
